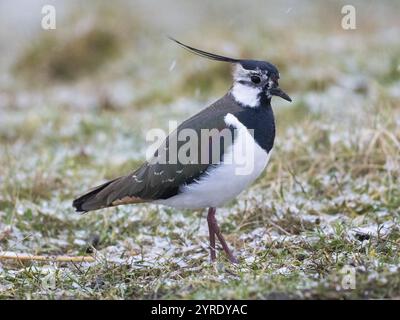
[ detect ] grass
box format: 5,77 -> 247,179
0,0 -> 400,299
13,26 -> 121,83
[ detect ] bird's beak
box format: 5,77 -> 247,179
269,87 -> 292,102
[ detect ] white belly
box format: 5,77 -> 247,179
155,113 -> 272,209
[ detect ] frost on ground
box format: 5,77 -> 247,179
0,1 -> 399,299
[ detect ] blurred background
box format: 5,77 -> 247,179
0,0 -> 399,299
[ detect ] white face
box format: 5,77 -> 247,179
230,64 -> 274,108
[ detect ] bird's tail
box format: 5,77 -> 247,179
72,174 -> 146,213
72,178 -> 119,212
72,175 -> 146,212
72,168 -> 147,212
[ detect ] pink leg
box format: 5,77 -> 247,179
207,207 -> 216,262
207,207 -> 238,264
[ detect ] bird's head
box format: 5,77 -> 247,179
169,37 -> 291,108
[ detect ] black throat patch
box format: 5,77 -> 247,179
234,99 -> 275,153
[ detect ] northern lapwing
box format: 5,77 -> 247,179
73,38 -> 292,263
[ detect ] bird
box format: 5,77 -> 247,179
72,38 -> 292,263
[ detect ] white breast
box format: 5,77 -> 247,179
155,113 -> 271,209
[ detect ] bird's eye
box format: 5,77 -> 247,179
250,75 -> 261,84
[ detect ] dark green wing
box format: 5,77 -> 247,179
73,94 -> 242,212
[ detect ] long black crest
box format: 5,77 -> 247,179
168,36 -> 240,64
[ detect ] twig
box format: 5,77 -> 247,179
266,218 -> 292,235
0,251 -> 95,263
287,166 -> 307,195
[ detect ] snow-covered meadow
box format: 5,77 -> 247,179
0,0 -> 399,298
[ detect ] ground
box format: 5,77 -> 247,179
0,0 -> 399,299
